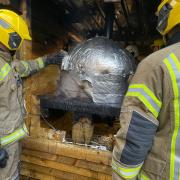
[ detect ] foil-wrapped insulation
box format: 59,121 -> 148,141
57,37 -> 136,107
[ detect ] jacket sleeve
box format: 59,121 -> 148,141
112,57 -> 163,180
12,57 -> 46,78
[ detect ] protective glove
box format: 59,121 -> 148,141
0,149 -> 9,168
44,50 -> 68,66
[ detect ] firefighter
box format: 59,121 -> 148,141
112,0 -> 180,179
0,9 -> 67,180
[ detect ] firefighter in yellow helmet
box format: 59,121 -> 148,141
0,9 -> 67,179
157,0 -> 180,45
112,0 -> 180,180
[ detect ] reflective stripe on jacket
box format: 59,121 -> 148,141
112,42 -> 180,180
0,123 -> 28,147
0,50 -> 45,146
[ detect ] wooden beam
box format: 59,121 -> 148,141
0,0 -> 10,5
22,149 -> 75,166
19,0 -> 32,59
21,154 -> 111,179
22,149 -> 112,175
22,138 -> 112,166
21,168 -> 57,180
68,32 -> 84,43
21,162 -> 93,180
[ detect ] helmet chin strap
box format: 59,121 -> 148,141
9,50 -> 16,57
166,25 -> 180,46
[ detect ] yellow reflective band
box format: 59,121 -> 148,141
0,63 -> 11,81
126,91 -> 159,118
170,53 -> 180,73
112,159 -> 142,179
21,61 -> 29,77
0,123 -> 29,147
126,84 -> 162,118
129,84 -> 162,108
164,56 -> 180,180
36,57 -> 44,69
139,172 -> 150,180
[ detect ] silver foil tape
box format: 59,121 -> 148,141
57,37 -> 136,107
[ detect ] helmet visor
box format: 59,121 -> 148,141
157,4 -> 172,34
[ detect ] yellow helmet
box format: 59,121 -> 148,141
157,0 -> 180,35
0,9 -> 31,50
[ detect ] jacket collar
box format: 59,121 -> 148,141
0,50 -> 12,63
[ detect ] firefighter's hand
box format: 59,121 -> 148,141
0,149 -> 9,168
44,50 -> 68,66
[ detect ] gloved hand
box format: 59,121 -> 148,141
0,149 -> 9,168
44,50 -> 68,66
